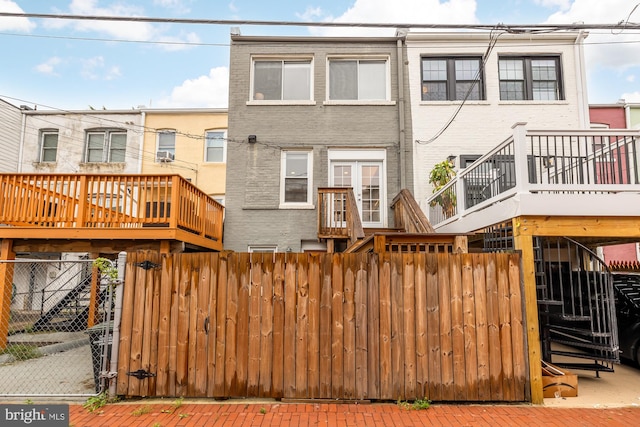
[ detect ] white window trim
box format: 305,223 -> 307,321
156,129 -> 176,162
279,150 -> 314,209
249,55 -> 315,105
39,130 -> 58,163
248,245 -> 278,253
204,129 -> 227,163
325,55 -> 392,104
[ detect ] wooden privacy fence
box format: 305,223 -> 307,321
117,251 -> 529,402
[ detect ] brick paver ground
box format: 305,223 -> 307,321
68,402 -> 640,426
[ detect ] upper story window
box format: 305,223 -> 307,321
252,58 -> 312,101
328,58 -> 389,101
499,56 -> 563,101
421,57 -> 484,101
40,130 -> 58,162
85,129 -> 126,163
156,130 -> 176,162
205,129 -> 227,163
280,150 -> 313,207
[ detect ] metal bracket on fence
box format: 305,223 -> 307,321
127,369 -> 156,380
100,371 -> 118,379
135,260 -> 160,270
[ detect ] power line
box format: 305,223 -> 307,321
1,12 -> 640,31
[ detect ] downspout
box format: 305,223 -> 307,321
624,103 -> 631,129
137,111 -> 146,173
574,30 -> 589,128
396,31 -> 407,190
18,110 -> 26,172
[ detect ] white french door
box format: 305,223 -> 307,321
330,160 -> 384,228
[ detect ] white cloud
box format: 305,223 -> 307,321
228,1 -> 238,13
154,0 -> 192,14
545,0 -> 640,71
35,57 -> 63,76
296,7 -> 324,21
0,0 -> 36,31
80,56 -> 121,81
533,0 -> 571,10
158,67 -> 229,108
308,0 -> 478,37
621,92 -> 640,103
627,75 -> 636,83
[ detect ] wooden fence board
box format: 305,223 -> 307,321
319,254 -> 333,398
402,254 -> 417,399
236,252 -> 250,396
485,255 -> 503,401
331,254 -> 344,398
307,254 -> 321,398
438,253 -> 454,401
461,254 -> 478,400
118,251 -> 529,403
355,254 -> 368,399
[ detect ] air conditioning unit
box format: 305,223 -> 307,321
156,151 -> 175,162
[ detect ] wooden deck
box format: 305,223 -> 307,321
0,174 -> 224,253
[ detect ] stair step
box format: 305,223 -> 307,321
548,339 -> 618,353
537,300 -> 563,306
539,312 -> 591,321
549,349 -> 619,363
550,361 -> 615,373
548,324 -> 612,338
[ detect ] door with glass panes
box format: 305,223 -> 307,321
330,161 -> 384,228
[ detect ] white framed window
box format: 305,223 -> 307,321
499,56 -> 563,101
40,130 -> 58,162
280,150 -> 313,207
251,57 -> 313,101
328,57 -> 389,101
205,129 -> 227,162
248,245 -> 278,253
156,130 -> 176,162
85,129 -> 127,163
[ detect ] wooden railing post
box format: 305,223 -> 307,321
76,175 -> 88,227
169,175 -> 180,229
0,239 -> 15,351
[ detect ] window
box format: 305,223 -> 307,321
280,151 -> 312,206
499,56 -> 563,101
252,59 -> 312,101
205,130 -> 226,162
40,130 -> 58,162
85,129 -> 127,163
329,58 -> 388,100
421,57 -> 483,101
248,245 -> 278,253
157,130 -> 176,161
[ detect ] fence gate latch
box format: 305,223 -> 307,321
135,260 -> 159,270
127,369 -> 156,380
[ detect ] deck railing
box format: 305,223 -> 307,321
427,125 -> 640,228
0,174 -> 224,242
317,187 -> 365,245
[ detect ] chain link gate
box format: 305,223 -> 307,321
0,257 -> 117,397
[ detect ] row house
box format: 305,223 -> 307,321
0,99 -> 22,172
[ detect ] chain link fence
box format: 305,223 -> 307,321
0,257 -> 117,397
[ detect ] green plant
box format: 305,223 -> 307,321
260,407 -> 267,414
178,413 -> 189,419
1,344 -> 41,361
93,257 -> 118,281
152,423 -> 162,427
131,404 -> 153,416
24,399 -> 33,405
397,397 -> 431,410
428,159 -> 457,217
161,397 -> 184,414
83,392 -> 109,413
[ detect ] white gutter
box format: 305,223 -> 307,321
574,30 -> 589,128
396,33 -> 407,190
17,110 -> 26,172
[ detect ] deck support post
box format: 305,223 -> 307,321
87,252 -> 100,328
512,219 -> 543,404
0,239 -> 16,351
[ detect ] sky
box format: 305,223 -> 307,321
0,0 -> 639,111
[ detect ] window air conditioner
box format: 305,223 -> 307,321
156,151 -> 175,162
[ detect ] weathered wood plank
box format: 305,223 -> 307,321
236,252 -> 250,396
496,254 -> 515,401
342,254 -> 356,399
259,253 -> 274,397
307,253 -> 321,398
283,253 -> 297,398
331,253 -> 344,399
224,253 -> 239,396
426,253 -> 441,401
449,254 -> 466,401
485,255 -> 503,401
414,253 -> 428,400
247,253 -> 262,397
213,252 -> 228,396
194,254 -> 211,397
155,253 -> 173,396
402,254 -> 417,399
509,252 -> 527,401
187,255 -> 200,396
390,253 -> 404,400
438,253 -> 454,401
473,253 -> 490,401
168,253 -> 181,396
461,254 -> 478,400
271,254 -> 285,398
355,253 -> 368,399
206,253 -> 220,397
116,253 -> 137,395
378,253 -> 392,400
295,253 -> 309,398
175,254 -> 191,397
319,254 -> 333,399
147,252 -> 162,396
367,253 -> 380,399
